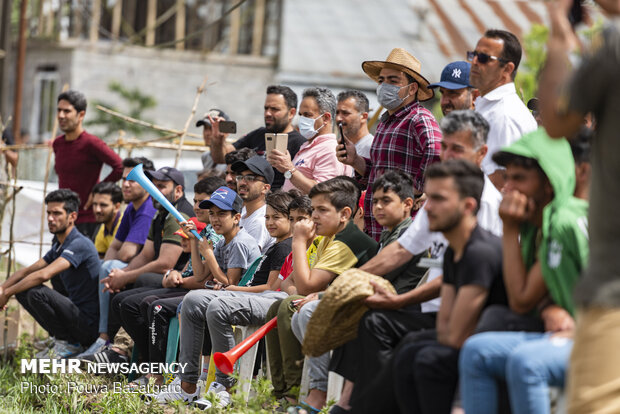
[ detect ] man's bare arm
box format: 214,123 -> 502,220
360,241 -> 413,276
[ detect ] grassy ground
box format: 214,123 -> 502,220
0,333 -> 333,414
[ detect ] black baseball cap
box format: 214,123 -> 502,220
145,166 -> 185,189
231,155 -> 274,185
196,109 -> 230,127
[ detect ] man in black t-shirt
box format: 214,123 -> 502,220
357,160 -> 507,414
0,189 -> 100,358
209,85 -> 305,190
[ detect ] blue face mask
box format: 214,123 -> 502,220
298,114 -> 323,140
376,82 -> 411,110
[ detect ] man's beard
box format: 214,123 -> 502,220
430,208 -> 463,233
265,116 -> 289,133
153,191 -> 176,211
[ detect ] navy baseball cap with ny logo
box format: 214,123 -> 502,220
428,61 -> 474,90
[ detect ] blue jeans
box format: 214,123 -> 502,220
459,331 -> 572,414
98,259 -> 127,333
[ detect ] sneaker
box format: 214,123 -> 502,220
153,377 -> 201,404
33,336 -> 54,351
47,340 -> 84,359
75,338 -> 109,359
206,381 -> 231,408
80,347 -> 129,370
192,398 -> 213,410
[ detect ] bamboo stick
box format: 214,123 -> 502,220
95,105 -> 202,139
174,76 -> 208,168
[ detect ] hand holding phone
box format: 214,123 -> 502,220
338,123 -> 346,147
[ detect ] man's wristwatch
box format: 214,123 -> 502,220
284,167 -> 297,179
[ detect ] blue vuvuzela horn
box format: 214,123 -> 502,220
127,164 -> 203,240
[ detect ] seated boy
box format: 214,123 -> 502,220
154,190 -> 297,406
267,177 -> 377,412
459,129 -> 589,414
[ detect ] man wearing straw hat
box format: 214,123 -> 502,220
338,48 -> 442,241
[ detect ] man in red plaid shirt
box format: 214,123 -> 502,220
338,48 -> 442,240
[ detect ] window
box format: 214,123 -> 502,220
30,69 -> 60,143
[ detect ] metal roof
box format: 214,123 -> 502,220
278,0 -> 550,87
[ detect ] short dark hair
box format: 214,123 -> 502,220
92,182 -> 122,204
194,176 -> 226,195
45,189 -> 81,214
570,127 -> 593,165
288,194 -> 312,216
57,90 -> 87,113
309,177 -> 358,213
266,191 -> 296,217
225,148 -> 256,165
122,156 -> 155,171
484,29 -> 522,80
266,85 -> 298,110
493,151 -> 545,174
426,160 -> 484,214
372,170 -> 415,201
337,90 -> 370,113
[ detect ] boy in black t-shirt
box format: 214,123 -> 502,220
358,160 -> 507,414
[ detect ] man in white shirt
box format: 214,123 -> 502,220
231,155 -> 275,252
468,29 -> 537,190
336,90 -> 374,158
339,110 -> 502,413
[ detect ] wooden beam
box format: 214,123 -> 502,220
73,0 -> 83,38
175,0 -> 185,50
89,0 -> 101,43
229,3 -> 240,54
112,0 -> 123,39
146,0 -> 157,46
251,0 -> 265,56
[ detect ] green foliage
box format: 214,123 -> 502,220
86,81 -> 159,139
515,24 -> 549,104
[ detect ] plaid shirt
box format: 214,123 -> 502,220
361,101 -> 442,240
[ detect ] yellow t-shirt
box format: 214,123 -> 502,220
94,211 -> 123,255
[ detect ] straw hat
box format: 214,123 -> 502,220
362,48 -> 434,101
302,269 -> 396,357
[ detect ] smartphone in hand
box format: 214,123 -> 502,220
219,121 -> 237,134
338,123 -> 346,147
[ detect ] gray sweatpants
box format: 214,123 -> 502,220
178,289 -> 286,386
291,299 -> 329,392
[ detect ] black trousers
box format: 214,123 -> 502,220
107,273 -> 164,340
394,330 -> 459,414
120,287 -> 187,363
346,306 -> 436,411
16,285 -> 98,347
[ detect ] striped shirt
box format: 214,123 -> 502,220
361,101 -> 442,240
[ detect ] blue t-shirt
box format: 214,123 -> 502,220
43,227 -> 101,327
114,196 -> 157,245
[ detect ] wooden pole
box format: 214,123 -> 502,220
39,83 -> 68,259
146,0 -> 157,46
229,4 -> 240,54
89,0 -> 101,43
112,0 -> 123,40
175,0 -> 185,50
252,0 -> 265,56
95,105 -> 202,138
174,76 -> 207,168
12,0 -> 28,145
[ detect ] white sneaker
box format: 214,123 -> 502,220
207,382 -> 231,408
33,336 -> 55,351
75,338 -> 108,359
153,377 -> 201,404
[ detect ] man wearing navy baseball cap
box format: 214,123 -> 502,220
428,61 -> 479,116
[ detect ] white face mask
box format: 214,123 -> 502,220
298,114 -> 324,140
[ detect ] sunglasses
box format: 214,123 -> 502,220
235,174 -> 265,183
467,51 -> 508,65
